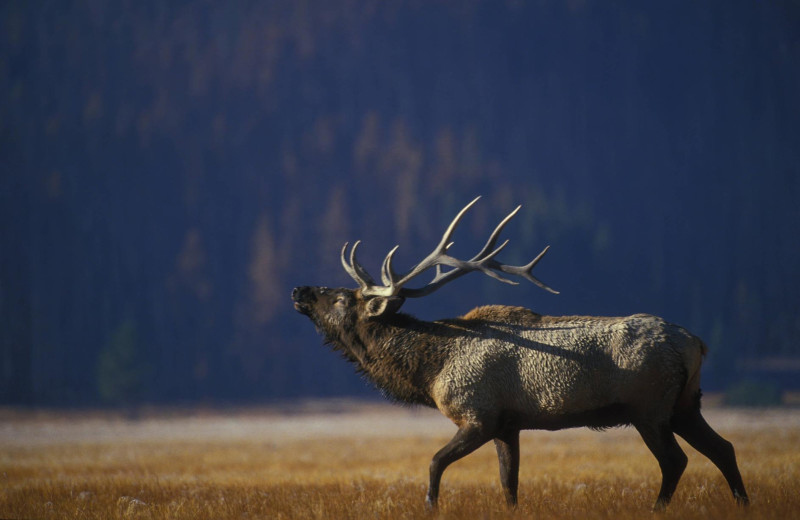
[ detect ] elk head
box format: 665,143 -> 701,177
292,196 -> 557,337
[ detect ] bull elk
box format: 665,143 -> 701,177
291,197 -> 748,510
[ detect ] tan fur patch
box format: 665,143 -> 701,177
430,306 -> 703,426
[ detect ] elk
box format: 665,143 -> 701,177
292,197 -> 748,511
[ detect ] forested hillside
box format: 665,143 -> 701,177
2,1 -> 798,405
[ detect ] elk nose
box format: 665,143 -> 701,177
292,286 -> 313,302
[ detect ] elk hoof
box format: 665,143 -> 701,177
424,495 -> 438,511
734,491 -> 750,506
651,498 -> 669,513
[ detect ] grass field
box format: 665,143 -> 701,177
1,401 -> 799,519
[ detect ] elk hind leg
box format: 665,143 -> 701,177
671,407 -> 749,505
427,423 -> 492,508
493,429 -> 520,506
635,421 -> 688,511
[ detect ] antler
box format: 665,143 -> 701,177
340,196 -> 558,298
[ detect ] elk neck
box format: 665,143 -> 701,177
332,312 -> 454,407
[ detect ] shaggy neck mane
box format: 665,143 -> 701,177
326,312 -> 450,407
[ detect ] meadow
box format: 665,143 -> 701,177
1,401 -> 798,519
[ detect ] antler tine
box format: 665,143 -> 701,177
444,239 -> 518,285
492,245 -> 560,294
398,238 -> 517,299
434,196 -> 481,254
350,241 -> 377,287
476,239 -> 517,284
391,196 -> 481,289
471,205 -> 521,261
340,241 -> 377,290
399,206 -> 520,295
380,245 -> 400,286
340,242 -> 363,287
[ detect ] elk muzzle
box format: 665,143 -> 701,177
292,286 -> 316,315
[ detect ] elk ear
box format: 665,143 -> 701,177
365,296 -> 405,317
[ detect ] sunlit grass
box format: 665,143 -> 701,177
1,405 -> 798,519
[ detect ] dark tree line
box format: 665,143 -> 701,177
1,1 -> 798,405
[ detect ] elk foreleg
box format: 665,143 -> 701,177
494,429 -> 520,506
426,423 -> 492,508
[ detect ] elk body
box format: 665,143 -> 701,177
292,197 -> 748,511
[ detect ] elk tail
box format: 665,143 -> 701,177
675,337 -> 707,413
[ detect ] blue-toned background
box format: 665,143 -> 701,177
2,1 -> 798,406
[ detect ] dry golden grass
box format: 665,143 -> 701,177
1,403 -> 799,519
